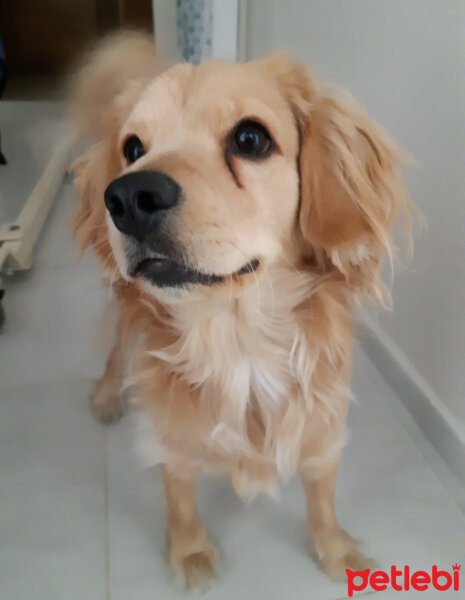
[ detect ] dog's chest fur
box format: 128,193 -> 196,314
139,268 -> 321,484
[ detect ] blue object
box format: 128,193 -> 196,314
176,0 -> 212,64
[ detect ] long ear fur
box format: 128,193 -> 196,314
70,31 -> 162,139
72,143 -> 113,257
70,32 -> 163,257
265,53 -> 413,305
299,88 -> 412,304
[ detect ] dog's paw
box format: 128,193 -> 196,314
90,378 -> 123,424
181,549 -> 217,592
314,529 -> 377,582
170,543 -> 218,592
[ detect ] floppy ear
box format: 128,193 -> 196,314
265,54 -> 412,304
299,87 -> 412,303
70,31 -> 163,140
70,32 -> 163,257
72,143 -> 113,258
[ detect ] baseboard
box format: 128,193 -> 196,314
356,310 -> 465,486
0,127 -> 76,272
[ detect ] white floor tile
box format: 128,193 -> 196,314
0,266 -> 108,388
0,181 -> 114,389
344,350 -> 465,571
0,379 -> 106,600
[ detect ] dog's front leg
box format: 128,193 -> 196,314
300,462 -> 376,581
163,465 -> 218,591
90,328 -> 125,424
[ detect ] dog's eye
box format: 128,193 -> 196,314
232,120 -> 274,159
123,135 -> 145,165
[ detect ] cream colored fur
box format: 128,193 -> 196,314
70,32 -> 413,591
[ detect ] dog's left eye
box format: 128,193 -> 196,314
231,120 -> 274,159
123,135 -> 145,165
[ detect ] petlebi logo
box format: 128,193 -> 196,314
347,564 -> 461,596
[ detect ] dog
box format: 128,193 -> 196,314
71,32 -> 413,590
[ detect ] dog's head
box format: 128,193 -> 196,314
72,33 -> 411,304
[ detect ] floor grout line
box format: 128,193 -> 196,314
104,426 -> 110,600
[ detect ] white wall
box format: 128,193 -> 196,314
212,0 -> 239,61
246,0 -> 465,430
152,0 -> 181,61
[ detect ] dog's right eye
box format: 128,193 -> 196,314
123,135 -> 145,165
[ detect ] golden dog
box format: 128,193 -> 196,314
71,32 -> 412,590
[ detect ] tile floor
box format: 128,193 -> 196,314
0,101 -> 66,225
1,153 -> 464,599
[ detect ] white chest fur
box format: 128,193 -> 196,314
138,266 -> 322,481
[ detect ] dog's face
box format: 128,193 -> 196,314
73,35 -> 410,304
105,60 -> 302,300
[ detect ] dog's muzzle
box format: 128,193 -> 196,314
104,170 -> 260,288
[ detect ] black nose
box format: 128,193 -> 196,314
104,171 -> 181,241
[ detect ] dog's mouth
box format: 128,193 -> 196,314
129,255 -> 260,288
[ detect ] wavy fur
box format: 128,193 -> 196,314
70,33 -> 413,588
